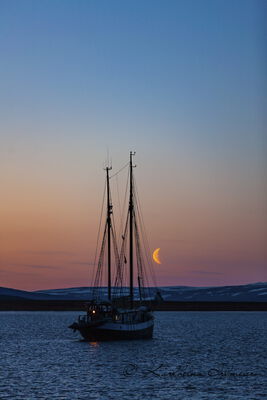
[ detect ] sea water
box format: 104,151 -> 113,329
0,311 -> 266,400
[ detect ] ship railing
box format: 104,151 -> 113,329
113,310 -> 152,324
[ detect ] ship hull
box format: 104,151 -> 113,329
77,320 -> 154,341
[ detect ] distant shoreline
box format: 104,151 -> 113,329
0,300 -> 266,311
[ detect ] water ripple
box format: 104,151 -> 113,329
0,311 -> 266,399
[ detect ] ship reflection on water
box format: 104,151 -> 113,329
89,341 -> 99,348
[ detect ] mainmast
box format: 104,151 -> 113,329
129,151 -> 135,308
106,166 -> 112,301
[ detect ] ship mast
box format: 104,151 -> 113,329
129,151 -> 135,308
106,166 -> 112,301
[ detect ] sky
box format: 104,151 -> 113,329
0,0 -> 266,290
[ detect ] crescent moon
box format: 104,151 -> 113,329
152,248 -> 161,264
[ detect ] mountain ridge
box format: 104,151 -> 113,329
1,282 -> 267,302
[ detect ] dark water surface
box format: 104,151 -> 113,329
0,311 -> 266,399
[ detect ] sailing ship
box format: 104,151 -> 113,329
69,152 -> 157,341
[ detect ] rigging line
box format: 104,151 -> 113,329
110,192 -> 121,293
93,223 -> 107,298
115,174 -> 123,241
109,188 -> 119,257
117,213 -> 129,296
109,162 -> 129,179
93,223 -> 107,284
133,208 -> 152,301
111,230 -> 119,294
110,225 -> 119,282
134,216 -> 145,301
137,200 -> 158,289
121,167 -> 130,237
115,165 -> 130,242
111,225 -> 125,298
90,181 -> 106,288
133,176 -> 158,288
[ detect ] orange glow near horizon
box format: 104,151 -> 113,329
1,161 -> 266,291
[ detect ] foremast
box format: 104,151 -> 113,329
92,164 -> 114,302
106,166 -> 112,301
129,151 -> 135,308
